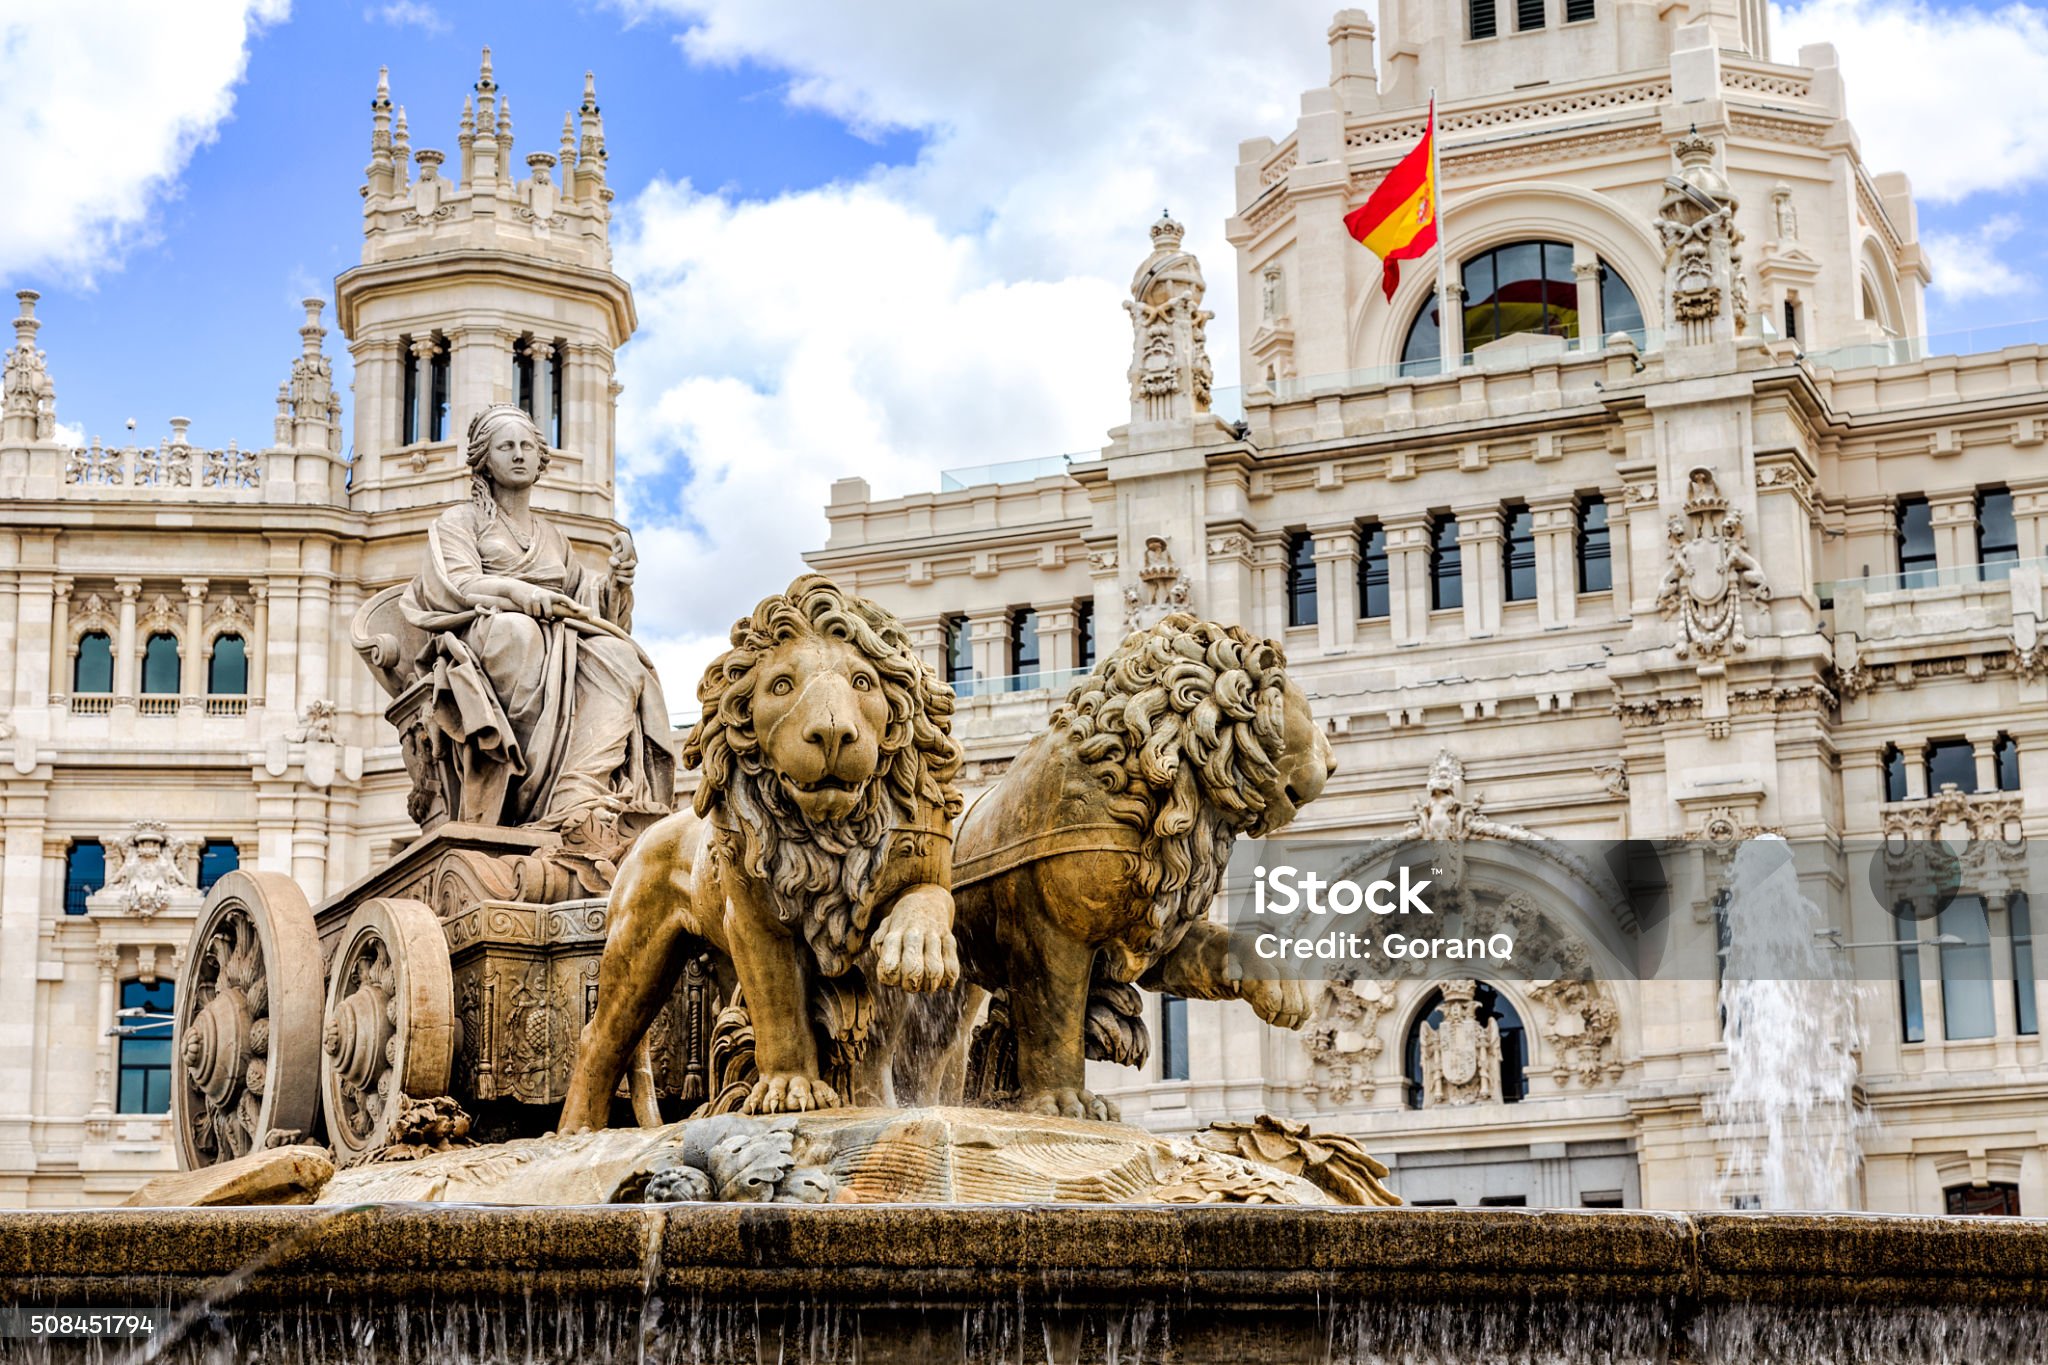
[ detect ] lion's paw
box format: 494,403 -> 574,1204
742,1073 -> 841,1115
871,895 -> 960,994
1020,1087 -> 1121,1123
1238,972 -> 1311,1031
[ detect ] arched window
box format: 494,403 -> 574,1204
208,634 -> 247,695
73,632 -> 113,694
1286,531 -> 1318,627
1403,980 -> 1528,1109
1402,244 -> 1644,370
141,632 -> 180,694
117,978 -> 174,1113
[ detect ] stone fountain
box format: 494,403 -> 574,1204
3,421 -> 2045,1360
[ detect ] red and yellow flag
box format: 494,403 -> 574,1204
1344,101 -> 1438,302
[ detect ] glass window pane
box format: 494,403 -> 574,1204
1504,505 -> 1536,602
1883,746 -> 1909,804
1997,736 -> 2021,792
1577,497 -> 1611,593
1160,995 -> 1189,1080
946,617 -> 972,685
1359,525 -> 1389,619
117,978 -> 174,1114
1541,245 -> 1579,340
1462,252 -> 1497,347
1077,599 -> 1096,669
199,840 -> 239,893
1011,609 -> 1039,679
208,635 -> 247,695
1939,897 -> 1995,1041
1491,242 -> 1545,341
1431,517 -> 1462,611
1599,262 -> 1645,345
1401,292 -> 1442,376
1897,497 -> 1936,585
1926,739 -> 1977,794
1287,532 -> 1319,628
1978,489 -> 2018,579
2013,894 -> 2038,1037
1895,902 -> 1925,1043
141,633 -> 180,695
64,841 -> 105,916
74,632 -> 113,694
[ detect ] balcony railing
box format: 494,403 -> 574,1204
68,694 -> 112,715
204,696 -> 249,717
1818,556 -> 2044,606
1803,318 -> 2048,373
948,666 -> 1090,699
136,695 -> 179,717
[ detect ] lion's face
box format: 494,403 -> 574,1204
1247,677 -> 1336,836
747,632 -> 891,823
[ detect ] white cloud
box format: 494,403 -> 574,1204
1774,1 -> 2048,202
0,1 -> 287,284
367,1 -> 447,34
1924,213 -> 2030,298
607,1 -> 1336,687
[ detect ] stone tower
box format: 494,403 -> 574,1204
335,51 -> 635,529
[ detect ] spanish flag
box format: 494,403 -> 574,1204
1344,100 -> 1438,302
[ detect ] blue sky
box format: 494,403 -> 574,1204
5,0 -> 2047,687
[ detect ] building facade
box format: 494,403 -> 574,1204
0,53 -> 640,1206
809,2 -> 2047,1216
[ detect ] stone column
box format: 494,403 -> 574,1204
1383,513 -> 1432,647
1312,523 -> 1361,653
1966,730 -> 2001,794
1928,493 -> 1976,575
181,578 -> 207,701
45,576 -> 69,701
410,336 -> 442,445
1440,280 -> 1466,372
249,583 -> 270,706
902,616 -> 946,683
113,577 -> 140,702
0,778 -> 51,1175
91,941 -> 119,1116
1034,601 -> 1079,676
1530,495 -> 1579,629
967,610 -> 1012,689
264,568 -> 299,722
1573,256 -> 1604,351
1455,504 -> 1505,638
527,339 -> 556,446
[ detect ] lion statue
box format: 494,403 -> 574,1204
559,574 -> 963,1128
926,613 -> 1333,1120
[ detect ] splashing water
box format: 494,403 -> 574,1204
1712,837 -> 1867,1211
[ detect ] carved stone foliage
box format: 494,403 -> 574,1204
1656,467 -> 1770,662
1656,133 -> 1746,343
1418,979 -> 1502,1107
1125,214 -> 1214,423
1881,787 -> 2024,842
3,291 -> 55,439
1303,969 -> 1396,1106
1121,535 -> 1192,630
101,820 -> 199,917
1527,979 -> 1623,1088
1592,758 -> 1629,797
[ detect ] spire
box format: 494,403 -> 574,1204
576,70 -> 606,199
299,297 -> 326,359
498,95 -> 513,166
4,290 -> 55,443
559,110 -> 576,171
392,105 -> 411,185
366,66 -> 396,198
458,92 -> 475,184
13,290 -> 40,350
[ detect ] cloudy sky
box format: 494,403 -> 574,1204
3,0 -> 2045,694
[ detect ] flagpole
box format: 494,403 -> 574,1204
1430,89 -> 1453,377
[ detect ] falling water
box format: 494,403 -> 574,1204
1711,837 -> 1866,1210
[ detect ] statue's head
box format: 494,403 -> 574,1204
687,574 -> 961,829
465,404 -> 550,492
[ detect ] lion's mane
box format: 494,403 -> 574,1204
685,574 -> 963,977
1052,613 -> 1290,963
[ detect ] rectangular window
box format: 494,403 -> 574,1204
401,338 -> 420,445
1469,0 -> 1498,39
1939,896 -> 1995,1041
550,344 -> 566,448
1076,598 -> 1096,669
1504,504 -> 1537,603
117,978 -> 174,1114
1480,1195 -> 1529,1207
64,840 -> 105,917
1895,902 -> 1925,1044
1159,994 -> 1189,1081
515,343 -> 535,417
944,616 -> 972,689
1517,0 -> 1545,30
428,344 -> 451,443
1925,738 -> 1977,795
1577,496 -> 1611,593
1896,496 -> 1936,587
1882,745 -> 1909,804
1977,488 -> 2019,581
1782,298 -> 1799,341
1997,734 -> 2021,792
1565,0 -> 1595,20
2013,893 -> 2038,1037
1947,1183 -> 2022,1216
1010,608 -> 1039,685
1286,532 -> 1318,628
1431,516 -> 1463,611
1358,523 -> 1389,620
199,840 -> 239,893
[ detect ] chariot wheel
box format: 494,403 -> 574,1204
319,896 -> 454,1164
172,871 -> 326,1169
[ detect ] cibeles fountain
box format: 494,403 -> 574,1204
8,407 -> 2048,1364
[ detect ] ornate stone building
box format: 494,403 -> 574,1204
0,53 -> 640,1205
810,3 -> 2045,1215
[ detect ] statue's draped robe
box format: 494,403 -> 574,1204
401,502 -> 675,828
